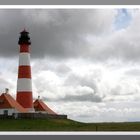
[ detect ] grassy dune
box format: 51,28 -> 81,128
0,118 -> 140,131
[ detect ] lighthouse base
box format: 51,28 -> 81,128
16,92 -> 33,109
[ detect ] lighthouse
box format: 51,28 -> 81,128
0,30 -> 67,119
16,29 -> 34,112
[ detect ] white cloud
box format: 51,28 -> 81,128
49,101 -> 140,122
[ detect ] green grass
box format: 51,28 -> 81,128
0,118 -> 140,131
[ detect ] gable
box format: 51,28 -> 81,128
0,93 -> 27,113
0,94 -> 12,109
34,99 -> 57,115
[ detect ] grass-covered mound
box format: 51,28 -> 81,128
0,118 -> 140,131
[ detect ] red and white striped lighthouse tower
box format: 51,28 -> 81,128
16,29 -> 34,111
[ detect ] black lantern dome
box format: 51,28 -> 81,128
18,29 -> 31,45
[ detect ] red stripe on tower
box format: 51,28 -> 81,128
20,45 -> 30,53
16,29 -> 34,112
18,66 -> 31,78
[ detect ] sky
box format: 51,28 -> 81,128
1,8 -> 140,122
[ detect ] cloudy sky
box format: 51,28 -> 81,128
1,8 -> 140,122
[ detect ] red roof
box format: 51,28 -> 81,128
33,99 -> 57,115
0,93 -> 27,113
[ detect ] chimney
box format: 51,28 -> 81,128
38,96 -> 40,100
5,88 -> 9,94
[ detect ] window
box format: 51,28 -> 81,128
3,110 -> 8,116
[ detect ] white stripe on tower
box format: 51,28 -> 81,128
17,79 -> 32,92
19,53 -> 30,66
16,29 -> 34,112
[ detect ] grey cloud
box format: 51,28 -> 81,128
64,70 -> 102,93
0,9 -> 115,60
55,64 -> 71,75
124,68 -> 140,76
32,59 -> 71,75
87,27 -> 140,63
60,93 -> 102,102
43,92 -> 103,102
29,9 -> 115,59
1,9 -> 140,63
